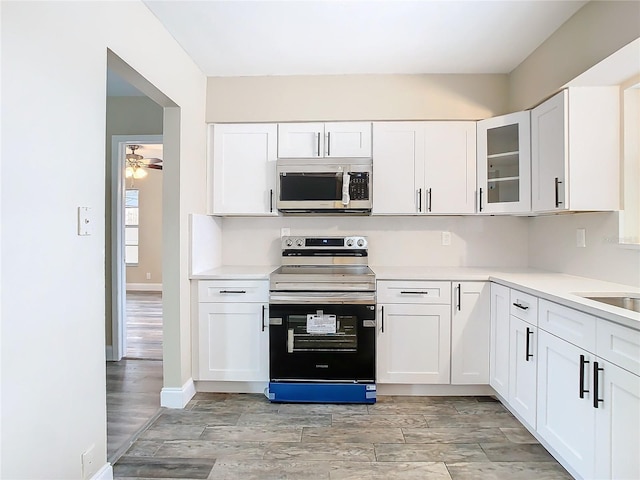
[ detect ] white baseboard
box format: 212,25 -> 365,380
90,463 -> 113,480
126,283 -> 162,292
194,381 -> 269,394
161,378 -> 196,408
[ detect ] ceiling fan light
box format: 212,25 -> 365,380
133,167 -> 148,179
125,166 -> 134,178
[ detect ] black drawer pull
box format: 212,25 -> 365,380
579,355 -> 590,399
513,302 -> 529,310
400,291 -> 429,295
219,290 -> 247,294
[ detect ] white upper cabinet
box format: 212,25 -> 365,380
209,123 -> 278,216
477,111 -> 531,214
373,122 -> 476,215
531,87 -> 620,213
277,122 -> 371,158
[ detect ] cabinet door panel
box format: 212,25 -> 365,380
198,303 -> 268,382
278,123 -> 324,158
490,283 -> 510,398
377,304 -> 451,384
451,282 -> 490,384
425,122 -> 476,214
595,359 -> 640,480
477,111 -> 531,214
211,124 -> 277,215
508,316 -> 537,428
325,122 -> 372,158
372,122 -> 424,214
531,90 -> 568,212
537,330 -> 595,479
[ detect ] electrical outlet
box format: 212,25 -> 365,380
81,444 -> 98,480
441,231 -> 451,246
576,228 -> 586,248
146,272 -> 151,280
281,227 -> 290,237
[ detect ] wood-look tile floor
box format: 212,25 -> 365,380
108,291 -> 164,462
126,291 -> 163,361
113,393 -> 573,479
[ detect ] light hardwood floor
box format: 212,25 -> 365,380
107,291 -> 164,462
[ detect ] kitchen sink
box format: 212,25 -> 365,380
576,293 -> 640,313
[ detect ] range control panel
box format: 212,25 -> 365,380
281,236 -> 368,249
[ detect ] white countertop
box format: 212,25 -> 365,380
190,265 -> 277,280
191,264 -> 640,330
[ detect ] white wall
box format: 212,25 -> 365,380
222,216 -> 529,268
207,74 -> 509,122
528,212 -> 640,287
0,1 -> 206,479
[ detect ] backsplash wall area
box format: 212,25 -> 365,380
221,215 -> 529,268
527,211 -> 640,287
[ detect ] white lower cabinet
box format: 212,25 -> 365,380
508,316 -> 537,428
195,280 -> 269,382
594,359 -> 640,480
377,281 -> 451,384
537,329 -> 596,479
489,283 -> 510,398
451,282 -> 490,384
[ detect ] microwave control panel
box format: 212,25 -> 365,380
349,172 -> 370,200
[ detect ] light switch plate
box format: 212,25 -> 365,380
78,207 -> 94,236
441,231 -> 451,246
281,227 -> 290,238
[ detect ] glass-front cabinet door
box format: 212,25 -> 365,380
477,111 -> 531,214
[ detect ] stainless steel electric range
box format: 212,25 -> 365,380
267,235 -> 377,403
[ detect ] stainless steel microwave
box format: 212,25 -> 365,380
276,159 -> 372,214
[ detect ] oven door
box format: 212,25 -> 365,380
269,302 -> 376,382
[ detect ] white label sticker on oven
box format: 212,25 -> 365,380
307,313 -> 337,334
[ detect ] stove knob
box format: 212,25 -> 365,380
296,238 -> 304,247
346,238 -> 354,247
285,239 -> 293,247
357,238 -> 365,247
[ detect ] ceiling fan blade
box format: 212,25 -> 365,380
143,157 -> 163,165
147,164 -> 163,170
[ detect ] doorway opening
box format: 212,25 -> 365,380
105,48 -> 181,463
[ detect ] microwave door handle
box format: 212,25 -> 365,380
342,172 -> 350,206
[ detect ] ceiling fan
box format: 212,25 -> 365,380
125,144 -> 163,181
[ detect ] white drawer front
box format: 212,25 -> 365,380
377,281 -> 451,304
198,280 -> 268,303
538,299 -> 596,352
597,319 -> 640,376
510,289 -> 538,325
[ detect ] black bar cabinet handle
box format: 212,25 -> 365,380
317,132 -> 321,157
400,291 -> 429,295
479,188 -> 483,212
579,355 -> 590,398
269,189 -> 273,212
417,189 -> 422,213
219,290 -> 246,294
327,132 -> 331,156
427,188 -> 432,212
593,361 -> 604,408
381,305 -> 384,333
261,305 -> 266,332
513,302 -> 529,310
456,284 -> 461,311
555,177 -> 563,207
525,327 -> 533,361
